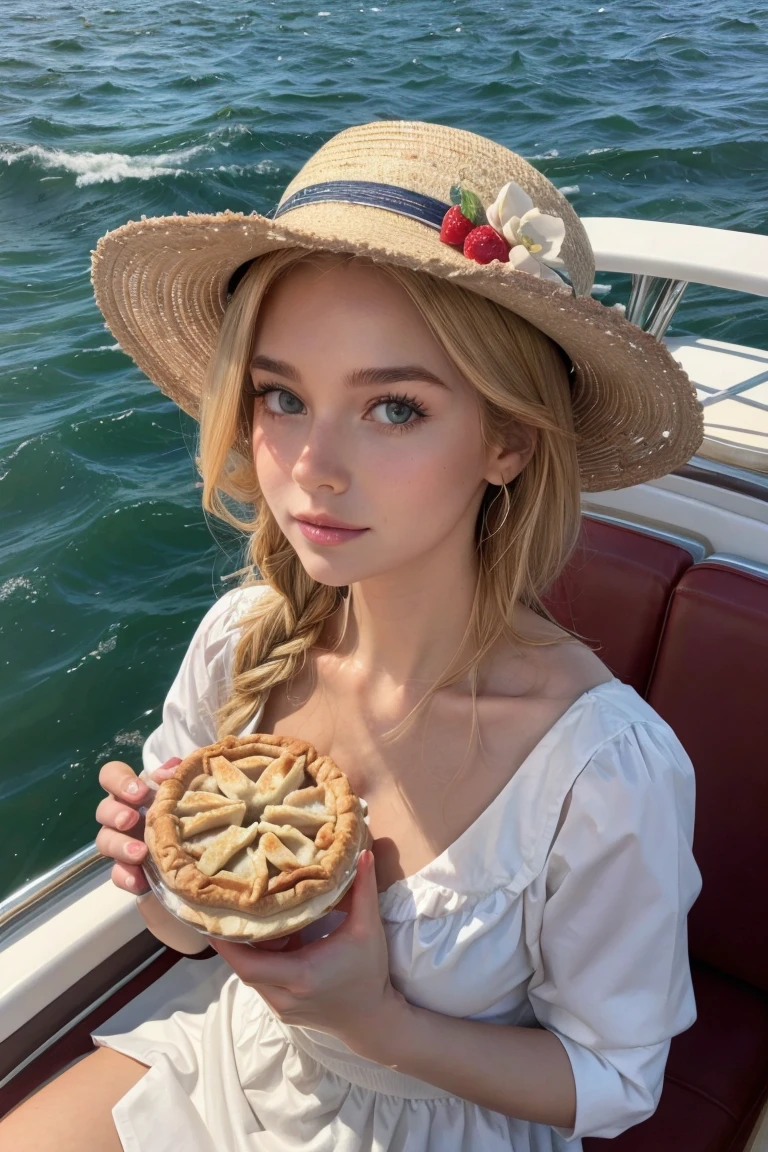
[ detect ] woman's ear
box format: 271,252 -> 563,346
484,422 -> 537,486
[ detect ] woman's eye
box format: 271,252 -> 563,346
252,384 -> 425,431
260,387 -> 304,415
369,398 -> 422,428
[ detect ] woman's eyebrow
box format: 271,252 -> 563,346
250,355 -> 300,381
347,366 -> 449,391
250,355 -> 449,391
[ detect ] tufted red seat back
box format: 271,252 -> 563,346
544,516 -> 696,694
647,561 -> 768,992
548,519 -> 768,1152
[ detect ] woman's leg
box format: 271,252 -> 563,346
0,1046 -> 148,1152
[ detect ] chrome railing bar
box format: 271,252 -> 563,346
704,552 -> 768,580
692,383 -> 721,395
705,423 -> 768,438
582,508 -> 707,562
626,273 -> 689,339
705,393 -> 768,416
626,273 -> 656,326
0,844 -> 107,934
676,455 -> 768,501
699,369 -> 768,407
645,279 -> 689,340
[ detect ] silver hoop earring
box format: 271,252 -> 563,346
480,484 -> 512,544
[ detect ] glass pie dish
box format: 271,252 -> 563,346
140,733 -> 370,943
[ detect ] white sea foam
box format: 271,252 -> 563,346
213,159 -> 278,179
0,143 -> 208,186
66,629 -> 119,674
111,728 -> 146,749
0,574 -> 39,602
558,184 -> 580,196
219,158 -> 279,176
0,434 -> 47,479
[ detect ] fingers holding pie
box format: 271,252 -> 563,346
94,823 -> 150,894
98,756 -> 182,803
95,824 -> 148,866
95,794 -> 143,833
108,859 -> 150,895
96,757 -> 180,893
98,760 -> 150,805
151,762 -> 182,785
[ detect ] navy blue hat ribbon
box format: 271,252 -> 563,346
272,180 -> 450,230
228,180 -> 450,298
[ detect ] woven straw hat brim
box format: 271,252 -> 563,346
91,119 -> 703,491
91,206 -> 702,492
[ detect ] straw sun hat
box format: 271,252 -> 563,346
91,119 -> 703,492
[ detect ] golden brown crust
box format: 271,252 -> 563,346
145,733 -> 368,936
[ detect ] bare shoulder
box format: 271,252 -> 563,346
486,605 -> 614,707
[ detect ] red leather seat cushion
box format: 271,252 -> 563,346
584,961 -> 768,1152
544,517 -> 693,695
647,562 -> 768,991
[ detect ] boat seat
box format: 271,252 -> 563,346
575,555 -> 768,1151
543,516 -> 696,695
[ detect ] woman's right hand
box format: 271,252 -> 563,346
95,757 -> 182,893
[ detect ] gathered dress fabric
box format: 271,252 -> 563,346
92,585 -> 703,1152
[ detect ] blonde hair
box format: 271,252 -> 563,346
198,247 -> 581,747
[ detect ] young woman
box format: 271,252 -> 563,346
4,120 -> 704,1152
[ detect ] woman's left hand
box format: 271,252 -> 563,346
207,850 -> 406,1053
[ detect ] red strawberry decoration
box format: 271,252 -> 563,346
439,204 -> 474,246
440,184 -> 510,264
463,225 -> 510,264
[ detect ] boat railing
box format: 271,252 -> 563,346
581,217 -> 768,474
582,216 -> 768,337
0,844 -> 108,938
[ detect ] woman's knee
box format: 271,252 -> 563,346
0,1046 -> 149,1152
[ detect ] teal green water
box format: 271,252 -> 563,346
1,0 -> 767,901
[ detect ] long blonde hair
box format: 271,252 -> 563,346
198,247 -> 581,746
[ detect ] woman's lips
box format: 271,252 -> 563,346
294,518 -> 369,546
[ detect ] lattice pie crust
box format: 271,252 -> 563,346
144,733 -> 369,940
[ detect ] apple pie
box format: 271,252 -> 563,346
144,732 -> 370,941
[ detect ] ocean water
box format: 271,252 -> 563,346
1,0 -> 767,902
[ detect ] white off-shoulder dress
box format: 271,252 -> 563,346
92,585 -> 703,1152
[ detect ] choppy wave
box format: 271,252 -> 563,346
0,142 -> 210,185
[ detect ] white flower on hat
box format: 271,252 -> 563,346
486,181 -> 566,283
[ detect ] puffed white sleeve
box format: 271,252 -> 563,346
526,720 -> 703,1142
139,585 -> 269,784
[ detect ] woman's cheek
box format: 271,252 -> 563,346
252,430 -> 295,493
369,453 -> 468,538
377,429 -> 481,503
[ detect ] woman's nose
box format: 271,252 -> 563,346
291,423 -> 351,493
